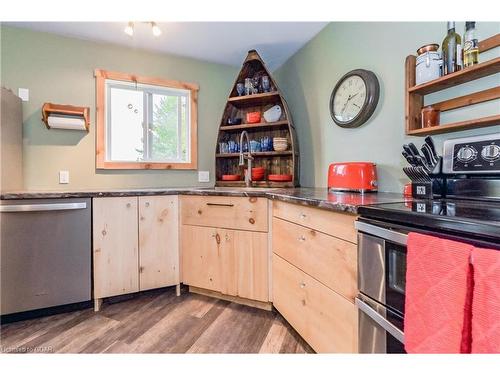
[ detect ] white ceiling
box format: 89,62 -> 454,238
6,22 -> 328,71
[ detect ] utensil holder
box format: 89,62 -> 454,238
410,157 -> 446,199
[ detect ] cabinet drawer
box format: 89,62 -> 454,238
273,201 -> 357,243
180,196 -> 268,232
273,254 -> 358,353
273,217 -> 357,301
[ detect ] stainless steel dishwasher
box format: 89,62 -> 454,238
1,198 -> 91,315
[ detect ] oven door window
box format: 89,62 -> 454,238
386,241 -> 406,314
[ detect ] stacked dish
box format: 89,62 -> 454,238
273,137 -> 288,151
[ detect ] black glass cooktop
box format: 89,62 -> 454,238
358,198 -> 500,242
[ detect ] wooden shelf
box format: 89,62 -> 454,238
408,57 -> 500,95
215,180 -> 295,188
405,33 -> 500,136
407,115 -> 500,136
219,120 -> 289,132
227,92 -> 281,107
216,151 -> 293,158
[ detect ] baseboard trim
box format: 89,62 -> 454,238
188,286 -> 273,311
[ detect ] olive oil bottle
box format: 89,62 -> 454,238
464,22 -> 479,68
442,22 -> 462,75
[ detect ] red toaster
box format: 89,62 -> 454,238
328,162 -> 378,193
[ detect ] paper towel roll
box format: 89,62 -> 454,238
47,115 -> 87,130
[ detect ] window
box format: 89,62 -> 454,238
95,69 -> 198,169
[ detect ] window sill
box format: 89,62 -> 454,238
96,161 -> 197,170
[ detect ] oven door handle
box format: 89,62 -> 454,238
355,297 -> 405,344
355,221 -> 408,246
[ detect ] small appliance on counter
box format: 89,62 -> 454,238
328,162 -> 378,193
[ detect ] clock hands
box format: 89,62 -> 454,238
341,92 -> 360,114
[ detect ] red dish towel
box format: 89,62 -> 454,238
471,247 -> 500,353
404,233 -> 474,353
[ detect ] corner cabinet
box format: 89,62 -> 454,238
93,196 -> 180,311
180,196 -> 271,306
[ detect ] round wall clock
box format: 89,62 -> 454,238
329,69 -> 380,128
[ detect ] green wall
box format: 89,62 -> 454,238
0,25 -> 238,190
275,22 -> 500,192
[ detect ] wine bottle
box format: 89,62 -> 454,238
442,22 -> 462,75
464,22 -> 479,68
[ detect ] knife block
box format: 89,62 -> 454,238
411,157 -> 446,199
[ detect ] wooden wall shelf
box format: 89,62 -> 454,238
405,33 -> 500,136
215,50 -> 300,187
42,103 -> 90,131
219,120 -> 289,132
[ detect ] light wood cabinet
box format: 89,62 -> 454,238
139,196 -> 179,291
93,195 -> 180,311
180,195 -> 268,232
272,217 -> 357,301
181,225 -> 269,302
93,197 -> 139,300
273,254 -> 358,353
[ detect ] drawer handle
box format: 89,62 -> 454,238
206,203 -> 234,207
215,233 -> 221,245
126,203 -> 131,208
298,235 -> 306,242
300,213 -> 307,219
145,202 -> 150,207
300,282 -> 306,288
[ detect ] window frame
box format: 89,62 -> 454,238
95,69 -> 199,170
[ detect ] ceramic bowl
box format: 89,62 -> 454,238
246,112 -> 261,124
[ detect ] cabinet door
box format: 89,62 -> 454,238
139,196 -> 179,291
233,230 -> 269,302
93,197 -> 139,299
181,225 -> 221,292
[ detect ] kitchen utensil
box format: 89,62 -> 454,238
407,143 -> 421,159
402,151 -> 415,166
416,43 -> 442,85
227,117 -> 242,125
222,174 -> 241,181
246,111 -> 261,124
403,144 -> 418,159
263,105 -> 282,122
328,162 -> 378,192
424,136 -> 439,161
421,106 -> 440,128
421,143 -> 438,167
236,83 -> 245,96
268,174 -> 293,182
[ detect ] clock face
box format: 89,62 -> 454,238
332,75 -> 366,123
329,69 -> 380,128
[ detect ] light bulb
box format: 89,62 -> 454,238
151,22 -> 162,37
124,22 -> 134,37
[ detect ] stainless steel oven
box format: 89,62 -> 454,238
355,220 -> 407,353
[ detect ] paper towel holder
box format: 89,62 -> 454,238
42,103 -> 90,131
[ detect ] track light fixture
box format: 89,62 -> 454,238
123,22 -> 161,37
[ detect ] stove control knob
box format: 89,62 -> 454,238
481,144 -> 500,161
457,146 -> 477,162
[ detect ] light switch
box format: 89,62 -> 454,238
198,171 -> 210,183
18,88 -> 29,102
59,170 -> 69,184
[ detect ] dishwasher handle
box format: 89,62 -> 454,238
355,297 -> 405,344
0,202 -> 87,212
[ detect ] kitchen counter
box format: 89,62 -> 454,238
0,187 -> 406,214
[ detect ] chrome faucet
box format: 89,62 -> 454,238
238,131 -> 254,187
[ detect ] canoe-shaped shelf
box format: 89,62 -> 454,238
215,50 -> 299,187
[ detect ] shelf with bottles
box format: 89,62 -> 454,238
405,31 -> 500,136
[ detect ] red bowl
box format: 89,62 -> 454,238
222,174 -> 241,181
268,174 -> 293,182
252,167 -> 265,172
246,111 -> 261,124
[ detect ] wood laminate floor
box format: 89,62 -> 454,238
0,287 -> 313,354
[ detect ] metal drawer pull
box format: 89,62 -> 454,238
298,235 -> 306,242
300,213 -> 307,219
355,298 -> 405,344
355,221 -> 408,246
300,282 -> 306,288
0,202 -> 87,212
206,203 -> 234,207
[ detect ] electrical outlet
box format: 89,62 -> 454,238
59,170 -> 69,184
18,88 -> 29,102
198,171 -> 210,183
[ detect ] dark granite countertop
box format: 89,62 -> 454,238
0,187 -> 406,214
